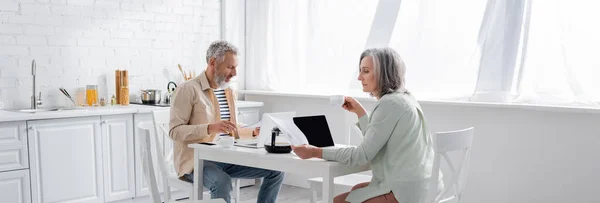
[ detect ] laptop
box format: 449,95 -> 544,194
234,112 -> 296,148
293,115 -> 335,147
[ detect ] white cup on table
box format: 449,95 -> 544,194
0,101 -> 4,109
218,136 -> 234,148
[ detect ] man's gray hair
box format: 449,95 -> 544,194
206,40 -> 238,64
359,47 -> 407,98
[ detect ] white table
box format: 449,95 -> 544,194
188,144 -> 370,203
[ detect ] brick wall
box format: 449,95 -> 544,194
0,0 -> 221,109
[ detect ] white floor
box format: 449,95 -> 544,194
115,185 -> 312,203
237,184 -> 311,203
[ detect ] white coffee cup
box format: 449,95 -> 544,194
330,95 -> 345,106
218,136 -> 234,148
0,102 -> 4,109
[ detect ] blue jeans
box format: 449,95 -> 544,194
183,161 -> 284,203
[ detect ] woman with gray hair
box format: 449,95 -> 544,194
292,47 -> 440,203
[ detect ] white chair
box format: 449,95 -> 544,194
138,122 -> 225,203
149,109 -> 242,202
308,126 -> 475,203
427,127 -> 475,203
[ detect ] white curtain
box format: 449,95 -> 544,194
245,0 -> 600,106
388,0 -> 487,100
245,0 -> 377,95
471,0 -> 530,102
246,0 -> 271,91
224,0 -> 246,90
514,0 -> 600,105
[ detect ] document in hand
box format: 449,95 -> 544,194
268,114 -> 309,146
240,120 -> 261,128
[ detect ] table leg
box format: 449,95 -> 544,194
194,150 -> 204,200
322,170 -> 334,203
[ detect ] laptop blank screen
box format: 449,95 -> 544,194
293,115 -> 335,147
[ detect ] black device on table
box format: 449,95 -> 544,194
293,115 -> 335,147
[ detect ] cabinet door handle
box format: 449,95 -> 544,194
28,126 -> 36,131
101,120 -> 107,124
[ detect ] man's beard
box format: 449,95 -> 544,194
214,71 -> 230,89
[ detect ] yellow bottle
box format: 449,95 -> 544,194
111,95 -> 116,105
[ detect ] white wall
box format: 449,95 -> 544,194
245,93 -> 600,203
0,0 -> 221,109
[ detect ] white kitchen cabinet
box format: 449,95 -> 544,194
28,117 -> 105,203
0,169 -> 31,203
0,145 -> 29,172
0,121 -> 27,146
0,122 -> 31,203
101,115 -> 135,202
0,121 -> 29,172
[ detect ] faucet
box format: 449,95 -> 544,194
31,60 -> 43,109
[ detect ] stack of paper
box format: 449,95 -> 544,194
269,115 -> 309,146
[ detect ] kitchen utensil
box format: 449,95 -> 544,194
167,81 -> 177,93
165,81 -> 177,104
178,64 -> 188,80
58,87 -> 76,105
264,127 -> 292,154
140,89 -> 162,104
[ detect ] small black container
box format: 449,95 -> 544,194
264,127 -> 292,154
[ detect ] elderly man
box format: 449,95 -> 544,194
169,40 -> 284,203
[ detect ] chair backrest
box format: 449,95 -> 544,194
427,127 -> 475,203
151,110 -> 175,189
345,111 -> 371,146
347,125 -> 363,146
152,110 -> 173,168
138,122 -> 165,203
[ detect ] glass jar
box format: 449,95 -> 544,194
99,98 -> 106,106
86,85 -> 98,106
75,87 -> 86,106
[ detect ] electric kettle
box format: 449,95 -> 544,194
264,127 -> 292,153
165,81 -> 177,105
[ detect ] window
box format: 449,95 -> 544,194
516,0 -> 600,105
245,0 -> 377,95
388,0 -> 487,100
243,0 -> 600,106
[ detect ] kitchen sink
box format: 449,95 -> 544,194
11,107 -> 87,113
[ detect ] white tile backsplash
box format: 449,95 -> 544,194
0,0 -> 220,109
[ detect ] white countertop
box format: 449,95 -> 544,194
0,100 -> 264,122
